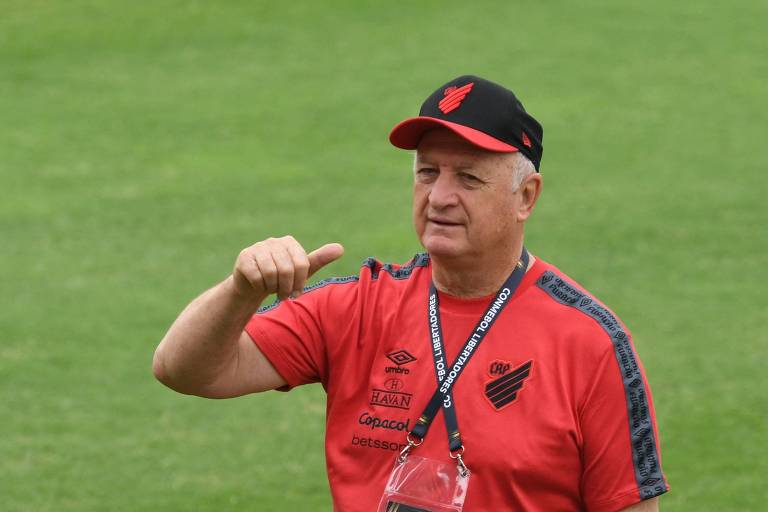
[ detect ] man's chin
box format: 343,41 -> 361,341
421,237 -> 467,260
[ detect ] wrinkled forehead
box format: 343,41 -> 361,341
414,129 -> 515,169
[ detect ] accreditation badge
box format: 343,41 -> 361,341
377,455 -> 470,512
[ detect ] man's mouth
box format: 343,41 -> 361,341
428,218 -> 462,227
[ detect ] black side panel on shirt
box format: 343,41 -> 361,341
256,275 -> 360,314
536,270 -> 667,500
257,253 -> 428,314
363,253 -> 430,280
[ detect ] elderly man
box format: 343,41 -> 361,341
153,75 -> 669,511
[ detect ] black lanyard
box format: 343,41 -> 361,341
410,248 -> 530,454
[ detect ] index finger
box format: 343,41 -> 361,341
285,239 -> 311,297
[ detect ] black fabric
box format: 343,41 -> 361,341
425,282 -> 461,452
419,75 -> 544,170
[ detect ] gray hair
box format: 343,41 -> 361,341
508,152 -> 536,192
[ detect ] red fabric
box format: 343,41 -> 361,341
389,116 -> 520,153
245,256 -> 668,511
438,82 -> 474,113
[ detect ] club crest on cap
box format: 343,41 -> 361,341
388,75 -> 544,170
438,82 -> 474,114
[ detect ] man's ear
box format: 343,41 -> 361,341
517,173 -> 543,222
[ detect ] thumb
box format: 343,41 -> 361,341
307,243 -> 345,276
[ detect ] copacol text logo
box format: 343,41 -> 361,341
358,412 -> 411,431
385,349 -> 417,375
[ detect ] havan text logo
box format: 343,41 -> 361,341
370,388 -> 412,410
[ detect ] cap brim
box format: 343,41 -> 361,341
389,116 -> 519,153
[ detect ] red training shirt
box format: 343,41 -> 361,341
245,254 -> 669,511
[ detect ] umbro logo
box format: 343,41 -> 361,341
387,350 -> 416,366
385,349 -> 417,375
484,360 -> 533,410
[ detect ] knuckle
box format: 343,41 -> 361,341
261,264 -> 276,278
273,258 -> 290,272
243,275 -> 262,291
235,251 -> 252,269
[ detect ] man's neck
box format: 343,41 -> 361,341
430,244 -> 535,298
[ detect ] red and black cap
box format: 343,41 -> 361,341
389,75 -> 544,170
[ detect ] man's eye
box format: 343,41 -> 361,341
417,168 -> 438,178
460,173 -> 482,183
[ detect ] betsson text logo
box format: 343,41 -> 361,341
351,434 -> 408,453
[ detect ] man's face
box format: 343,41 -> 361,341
412,129 -> 525,262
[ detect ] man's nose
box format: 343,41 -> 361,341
428,173 -> 459,208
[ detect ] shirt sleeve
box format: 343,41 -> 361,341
579,332 -> 670,511
244,277 -> 360,390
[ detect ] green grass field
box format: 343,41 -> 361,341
1,1 -> 766,510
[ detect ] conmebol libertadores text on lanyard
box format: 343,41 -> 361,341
378,249 -> 530,512
406,248 -> 530,471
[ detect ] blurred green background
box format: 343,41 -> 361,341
1,1 -> 766,510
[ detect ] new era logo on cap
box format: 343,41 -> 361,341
438,83 -> 474,114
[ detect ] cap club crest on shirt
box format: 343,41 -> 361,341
484,359 -> 533,410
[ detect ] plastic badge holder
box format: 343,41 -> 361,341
377,455 -> 470,512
